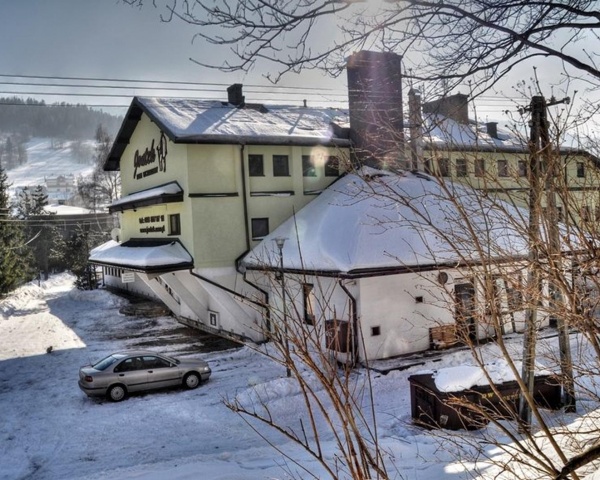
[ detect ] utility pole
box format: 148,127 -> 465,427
519,95 -> 574,429
540,95 -> 576,413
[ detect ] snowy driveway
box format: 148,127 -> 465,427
0,275 -> 540,480
0,275 -> 325,480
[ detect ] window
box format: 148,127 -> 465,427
497,159 -> 509,177
303,284 -> 315,325
251,218 -> 269,239
518,160 -> 527,177
143,356 -> 170,369
582,206 -> 591,222
438,158 -> 450,177
273,155 -> 290,176
558,206 -> 564,222
371,326 -> 381,336
169,214 -> 181,235
249,155 -> 264,176
302,155 -> 316,177
456,158 -> 467,177
325,156 -> 339,177
577,162 -> 585,178
424,159 -> 432,175
474,158 -> 485,178
506,276 -> 524,311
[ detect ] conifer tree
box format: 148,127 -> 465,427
0,167 -> 32,294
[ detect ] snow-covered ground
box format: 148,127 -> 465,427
6,138 -> 95,201
1,274 -> 599,479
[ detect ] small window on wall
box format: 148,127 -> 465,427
456,158 -> 468,177
438,158 -> 450,177
251,218 -> 269,240
474,158 -> 485,177
518,160 -> 527,177
325,156 -> 339,177
497,159 -> 509,177
424,159 -> 432,175
249,155 -> 264,176
302,155 -> 316,177
303,284 -> 316,325
273,155 -> 290,176
577,162 -> 585,178
582,206 -> 591,222
169,214 -> 181,235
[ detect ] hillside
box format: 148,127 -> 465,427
0,97 -> 122,139
6,138 -> 95,203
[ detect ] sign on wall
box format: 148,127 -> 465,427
139,214 -> 165,234
133,132 -> 168,180
121,272 -> 135,283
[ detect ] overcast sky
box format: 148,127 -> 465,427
0,0 -> 347,112
0,0 -> 593,126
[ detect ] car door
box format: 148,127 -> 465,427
113,356 -> 148,392
142,355 -> 181,390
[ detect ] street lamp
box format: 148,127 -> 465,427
273,237 -> 291,377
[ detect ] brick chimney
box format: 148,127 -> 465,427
423,93 -> 469,124
227,83 -> 245,107
347,51 -> 404,169
486,121 -> 499,139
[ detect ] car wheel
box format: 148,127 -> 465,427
108,384 -> 127,402
183,372 -> 201,389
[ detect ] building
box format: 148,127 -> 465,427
91,50 -> 591,359
90,85 -> 352,343
241,168 -> 533,361
417,92 -> 600,226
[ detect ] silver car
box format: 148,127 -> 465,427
78,350 -> 211,402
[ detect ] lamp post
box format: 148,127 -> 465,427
273,237 -> 291,377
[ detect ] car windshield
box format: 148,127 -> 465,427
92,354 -> 125,371
161,354 -> 179,365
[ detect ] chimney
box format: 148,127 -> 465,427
227,83 -> 245,107
486,121 -> 499,139
347,51 -> 404,169
423,93 -> 469,124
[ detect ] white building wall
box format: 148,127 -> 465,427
358,271 -> 450,359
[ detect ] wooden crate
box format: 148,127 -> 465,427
430,324 -> 459,349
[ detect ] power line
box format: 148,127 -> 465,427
0,72 -> 345,93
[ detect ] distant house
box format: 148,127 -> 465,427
241,169 -> 535,361
416,92 -> 600,228
32,204 -> 115,242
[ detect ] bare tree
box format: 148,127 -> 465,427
78,125 -> 120,211
120,0 -> 600,95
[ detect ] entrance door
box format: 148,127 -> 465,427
455,282 -> 477,343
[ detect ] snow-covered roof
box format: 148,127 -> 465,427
89,239 -> 193,273
108,182 -> 183,213
242,169 -> 530,276
105,97 -> 351,170
140,97 -> 349,143
424,114 -> 528,152
43,204 -> 92,215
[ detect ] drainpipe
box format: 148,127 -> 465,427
339,279 -> 359,366
239,144 -> 251,251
